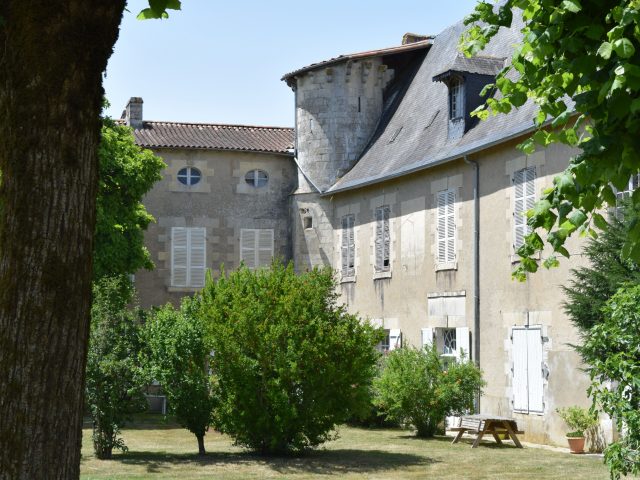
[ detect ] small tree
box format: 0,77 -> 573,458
563,204 -> 640,332
581,285 -> 640,479
85,276 -> 148,459
144,298 -> 215,455
200,262 -> 382,454
374,346 -> 484,438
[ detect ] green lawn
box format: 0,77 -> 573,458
81,418 -> 609,479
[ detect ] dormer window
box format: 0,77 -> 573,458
449,78 -> 464,120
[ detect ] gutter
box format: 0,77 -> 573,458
464,155 -> 481,412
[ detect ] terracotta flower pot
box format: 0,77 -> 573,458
567,436 -> 585,454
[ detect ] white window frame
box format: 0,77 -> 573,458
240,228 -> 274,269
614,173 -> 640,218
436,189 -> 456,268
176,166 -> 202,186
171,227 -> 206,288
374,205 -> 391,275
341,214 -> 356,279
449,78 -> 464,120
511,325 -> 545,415
244,169 -> 269,188
513,167 -> 536,251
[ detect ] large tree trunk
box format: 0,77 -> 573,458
0,2 -> 125,478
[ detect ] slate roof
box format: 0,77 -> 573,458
327,16 -> 534,194
131,121 -> 294,155
281,39 -> 433,86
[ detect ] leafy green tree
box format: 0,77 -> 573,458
143,298 -> 216,456
0,1 -> 179,476
199,262 -> 383,454
85,276 -> 148,459
94,116 -> 165,280
461,0 -> 640,279
563,204 -> 640,332
581,285 -> 640,479
373,346 -> 484,438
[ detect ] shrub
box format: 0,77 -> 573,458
199,261 -> 383,454
143,297 -> 216,455
581,285 -> 640,479
373,345 -> 484,438
85,276 -> 148,459
556,406 -> 598,437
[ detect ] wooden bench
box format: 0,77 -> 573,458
450,415 -> 524,448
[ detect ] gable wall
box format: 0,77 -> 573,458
135,148 -> 296,307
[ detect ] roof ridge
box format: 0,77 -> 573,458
143,120 -> 293,130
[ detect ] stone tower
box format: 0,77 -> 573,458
282,38 -> 431,271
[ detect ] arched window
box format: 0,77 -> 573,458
177,167 -> 202,186
245,169 -> 268,188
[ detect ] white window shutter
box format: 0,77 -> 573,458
437,190 -> 456,263
171,227 -> 188,287
527,328 -> 544,413
375,208 -> 384,271
189,228 -> 206,287
455,326 -> 469,361
388,329 -> 401,351
421,327 -> 433,350
512,328 -> 529,412
342,215 -> 355,277
257,229 -> 274,268
514,167 -> 536,249
383,206 -> 390,269
240,229 -> 257,269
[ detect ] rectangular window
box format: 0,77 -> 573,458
437,189 -> 456,264
377,329 -> 402,353
240,229 -> 274,269
512,326 -> 544,414
341,215 -> 355,278
171,227 -> 206,288
449,79 -> 464,119
374,206 -> 391,272
614,173 -> 640,218
513,167 -> 536,250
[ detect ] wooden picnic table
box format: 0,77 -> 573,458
450,414 -> 524,448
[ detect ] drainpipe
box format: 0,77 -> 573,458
464,154 -> 480,412
464,155 -> 480,368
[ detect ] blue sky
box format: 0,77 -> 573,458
105,0 -> 479,127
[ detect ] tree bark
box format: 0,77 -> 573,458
0,2 -> 125,478
196,434 -> 206,456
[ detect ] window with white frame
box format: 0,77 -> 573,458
449,78 -> 464,120
244,169 -> 268,188
437,189 -> 456,265
341,214 -> 355,278
240,229 -> 274,269
378,329 -> 401,353
177,166 -> 202,186
374,206 -> 391,272
422,327 -> 469,359
512,326 -> 544,414
614,173 -> 640,218
513,167 -> 536,250
171,227 -> 206,288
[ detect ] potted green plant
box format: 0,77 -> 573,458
556,406 -> 599,454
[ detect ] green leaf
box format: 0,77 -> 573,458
597,41 -> 613,59
592,212 -> 609,230
568,209 -> 587,227
613,38 -> 635,58
562,0 -> 581,13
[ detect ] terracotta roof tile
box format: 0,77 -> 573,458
130,121 -> 294,154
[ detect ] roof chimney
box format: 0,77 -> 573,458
402,33 -> 431,45
124,97 -> 143,129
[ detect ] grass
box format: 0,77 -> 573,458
81,417 -> 609,479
